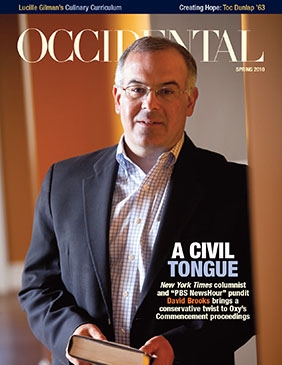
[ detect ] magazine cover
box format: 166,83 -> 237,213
0,2 -> 281,365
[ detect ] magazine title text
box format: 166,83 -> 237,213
17,28 -> 265,63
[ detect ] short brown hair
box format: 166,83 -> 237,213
115,36 -> 197,90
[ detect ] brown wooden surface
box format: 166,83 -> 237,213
0,292 -> 48,365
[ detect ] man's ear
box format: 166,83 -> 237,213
186,87 -> 199,117
112,85 -> 121,114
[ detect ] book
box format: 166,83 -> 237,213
67,335 -> 152,365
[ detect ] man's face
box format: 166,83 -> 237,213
113,48 -> 198,156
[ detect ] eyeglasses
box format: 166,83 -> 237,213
119,84 -> 189,102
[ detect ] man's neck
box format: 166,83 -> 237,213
124,144 -> 165,174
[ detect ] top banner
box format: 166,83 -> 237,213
0,0 -> 281,14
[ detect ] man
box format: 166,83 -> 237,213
19,36 -> 255,365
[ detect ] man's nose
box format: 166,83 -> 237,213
141,90 -> 160,110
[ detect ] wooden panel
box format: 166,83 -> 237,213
0,15 -> 34,261
243,14 -> 282,365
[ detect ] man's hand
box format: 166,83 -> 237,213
140,335 -> 174,365
66,323 -> 107,365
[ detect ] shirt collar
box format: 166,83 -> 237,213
116,134 -> 184,171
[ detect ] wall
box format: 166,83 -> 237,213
0,15 -> 33,270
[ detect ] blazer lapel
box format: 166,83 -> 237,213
81,139 -> 206,316
82,148 -> 118,316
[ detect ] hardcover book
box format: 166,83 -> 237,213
67,335 -> 152,365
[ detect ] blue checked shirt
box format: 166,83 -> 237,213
109,134 -> 184,345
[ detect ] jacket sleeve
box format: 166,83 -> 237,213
18,165 -> 93,364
